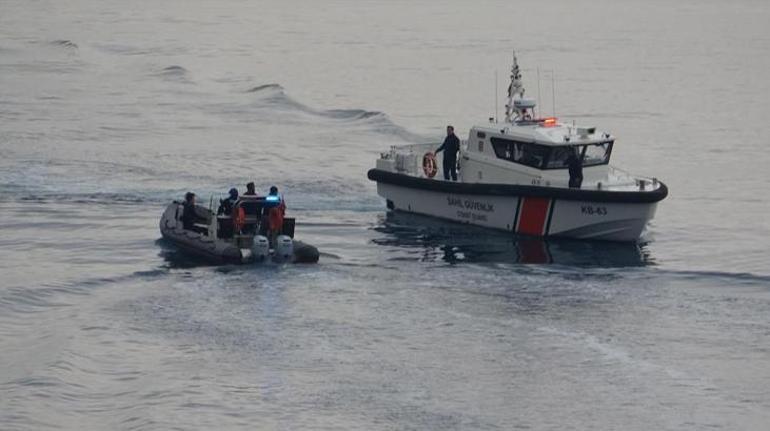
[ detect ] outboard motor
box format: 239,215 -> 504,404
251,235 -> 269,262
273,235 -> 294,262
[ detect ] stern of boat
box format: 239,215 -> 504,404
376,142 -> 468,182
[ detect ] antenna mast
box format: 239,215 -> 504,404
504,50 -> 525,123
537,67 -> 541,119
495,70 -> 498,123
551,70 -> 556,117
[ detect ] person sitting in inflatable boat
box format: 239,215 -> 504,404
182,192 -> 208,235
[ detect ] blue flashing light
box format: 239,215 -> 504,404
265,195 -> 280,203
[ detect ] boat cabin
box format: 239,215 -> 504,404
459,119 -> 614,187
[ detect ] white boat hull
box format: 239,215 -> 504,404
375,181 -> 661,242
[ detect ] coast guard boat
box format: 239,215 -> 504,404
368,51 -> 667,242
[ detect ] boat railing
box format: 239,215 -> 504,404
379,143 -> 661,191
384,142 -> 439,157
380,141 -> 469,178
606,166 -> 662,191
380,143 -> 438,177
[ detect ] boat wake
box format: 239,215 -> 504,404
242,82 -> 425,142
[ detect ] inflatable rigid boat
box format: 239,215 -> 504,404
159,196 -> 319,264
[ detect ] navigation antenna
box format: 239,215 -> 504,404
537,67 -> 541,119
552,70 -> 556,117
495,70 -> 499,123
504,50 -> 525,123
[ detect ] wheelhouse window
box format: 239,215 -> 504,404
490,138 -> 614,169
490,138 -> 550,169
581,141 -> 613,166
545,146 -> 574,169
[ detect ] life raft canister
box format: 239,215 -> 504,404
422,152 -> 437,178
233,207 -> 246,231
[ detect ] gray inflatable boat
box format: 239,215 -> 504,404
159,197 -> 319,264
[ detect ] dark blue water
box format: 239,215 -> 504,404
2,0 -> 770,429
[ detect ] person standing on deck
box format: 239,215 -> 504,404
217,188 -> 239,216
566,147 -> 584,188
435,125 -> 460,181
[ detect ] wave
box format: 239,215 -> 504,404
246,83 -> 282,93
0,269 -> 169,315
94,43 -> 180,56
160,65 -> 187,74
323,108 -> 383,121
16,192 -> 159,205
241,82 -> 425,142
50,39 -> 79,50
153,65 -> 190,81
650,268 -> 770,286
244,83 -> 384,121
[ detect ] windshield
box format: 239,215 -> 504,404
490,138 -> 550,169
545,146 -> 575,169
490,139 -> 613,170
541,141 -> 613,169
582,141 -> 613,166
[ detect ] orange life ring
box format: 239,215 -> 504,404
232,207 -> 246,232
422,152 -> 437,178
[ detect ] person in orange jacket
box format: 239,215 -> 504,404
265,186 -> 285,246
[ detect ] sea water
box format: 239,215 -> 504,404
1,0 -> 769,429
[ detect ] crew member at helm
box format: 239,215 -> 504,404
240,182 -> 260,234
435,125 -> 460,181
217,188 -> 239,216
244,182 -> 257,196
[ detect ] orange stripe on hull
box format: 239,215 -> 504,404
517,197 -> 551,236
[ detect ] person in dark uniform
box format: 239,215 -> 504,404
244,182 -> 257,196
182,192 -> 207,235
566,147 -> 583,188
239,182 -> 260,234
217,188 -> 239,216
435,125 -> 460,181
215,188 -> 239,238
